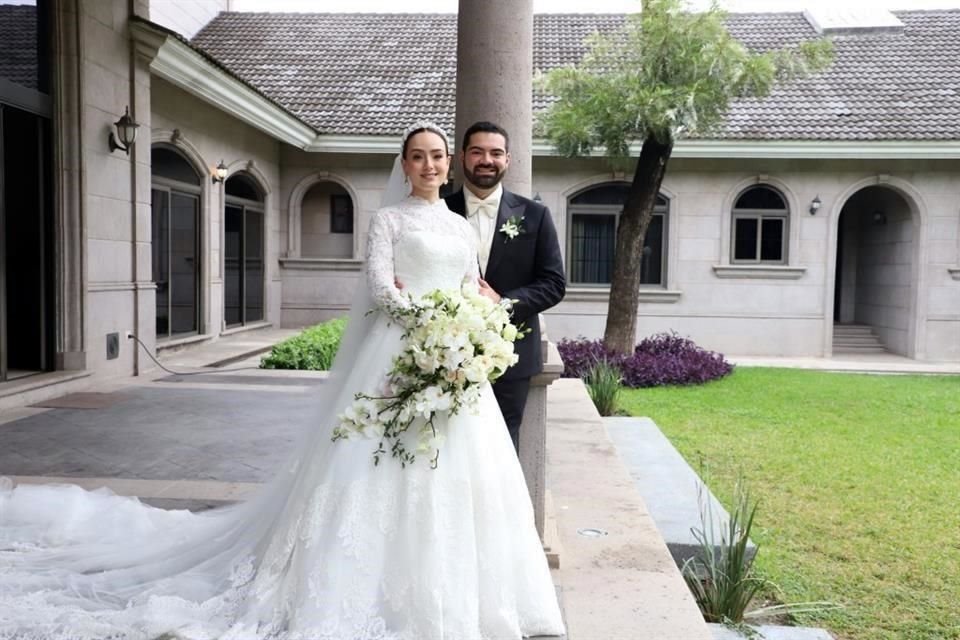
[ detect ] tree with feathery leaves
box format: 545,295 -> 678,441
539,0 -> 833,354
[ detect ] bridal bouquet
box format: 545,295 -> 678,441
332,283 -> 525,468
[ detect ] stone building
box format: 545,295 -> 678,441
1,1 -> 958,408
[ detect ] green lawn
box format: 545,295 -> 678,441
619,367 -> 960,640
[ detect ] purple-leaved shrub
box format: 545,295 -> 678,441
557,332 -> 733,388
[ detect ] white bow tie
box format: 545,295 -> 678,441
467,198 -> 497,218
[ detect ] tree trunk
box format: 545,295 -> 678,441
602,134 -> 674,354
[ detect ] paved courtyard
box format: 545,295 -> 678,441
2,375 -> 319,483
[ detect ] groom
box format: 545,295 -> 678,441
445,121 -> 566,454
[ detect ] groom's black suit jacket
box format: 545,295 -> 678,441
445,188 -> 566,381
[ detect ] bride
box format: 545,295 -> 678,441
0,122 -> 565,640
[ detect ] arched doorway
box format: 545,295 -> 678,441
224,172 -> 264,327
300,181 -> 354,259
833,186 -> 916,356
151,145 -> 202,339
0,0 -> 54,381
566,182 -> 668,287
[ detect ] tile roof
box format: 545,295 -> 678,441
130,16 -> 309,131
0,5 -> 40,92
191,10 -> 960,142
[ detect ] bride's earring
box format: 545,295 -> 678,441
404,174 -> 409,185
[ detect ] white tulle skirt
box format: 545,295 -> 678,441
0,315 -> 564,639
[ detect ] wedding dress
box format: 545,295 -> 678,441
0,196 -> 565,640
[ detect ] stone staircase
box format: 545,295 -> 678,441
833,323 -> 886,354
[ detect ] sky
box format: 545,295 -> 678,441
232,0 -> 960,12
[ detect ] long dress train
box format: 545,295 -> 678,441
0,196 -> 565,639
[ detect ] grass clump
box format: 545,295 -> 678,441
584,361 -> 622,416
683,476 -> 764,624
682,474 -> 836,628
260,317 -> 347,371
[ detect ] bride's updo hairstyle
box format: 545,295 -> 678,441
401,120 -> 450,158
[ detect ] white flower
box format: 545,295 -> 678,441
443,368 -> 467,385
499,215 -> 525,241
413,347 -> 440,373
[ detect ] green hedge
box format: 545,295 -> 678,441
260,317 -> 347,371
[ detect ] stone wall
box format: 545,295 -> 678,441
78,0 -> 151,376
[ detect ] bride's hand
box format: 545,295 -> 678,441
395,278 -> 404,290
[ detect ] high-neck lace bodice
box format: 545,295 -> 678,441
366,197 -> 478,311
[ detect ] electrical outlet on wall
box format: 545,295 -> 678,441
106,332 -> 120,360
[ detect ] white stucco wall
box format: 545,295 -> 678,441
272,151 -> 960,360
535,156 -> 825,356
917,172 -> 960,361
277,148 -> 394,328
301,183 -> 354,259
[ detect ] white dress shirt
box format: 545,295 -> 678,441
465,184 -> 502,276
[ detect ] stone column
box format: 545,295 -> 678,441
53,0 -> 86,371
519,319 -> 563,540
455,0 -> 533,197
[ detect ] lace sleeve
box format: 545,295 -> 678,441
365,208 -> 410,314
459,216 -> 481,288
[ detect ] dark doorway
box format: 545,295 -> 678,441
151,146 -> 202,339
224,173 -> 264,327
0,0 -> 54,382
832,186 -> 914,356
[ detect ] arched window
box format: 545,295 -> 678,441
301,181 -> 353,258
731,185 -> 788,264
151,145 -> 202,339
568,183 -> 668,286
224,173 -> 264,327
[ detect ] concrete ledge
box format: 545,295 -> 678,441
548,379 -> 711,640
710,622 -> 835,640
605,416 -> 757,569
712,265 -> 806,279
0,371 -> 93,412
6,476 -> 260,502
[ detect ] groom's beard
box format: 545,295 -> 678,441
463,162 -> 505,189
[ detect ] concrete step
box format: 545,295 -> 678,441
834,346 -> 887,354
709,622 -> 835,639
833,324 -> 875,335
833,324 -> 885,354
833,334 -> 880,344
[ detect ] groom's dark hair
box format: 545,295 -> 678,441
461,121 -> 510,152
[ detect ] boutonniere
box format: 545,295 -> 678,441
499,215 -> 525,241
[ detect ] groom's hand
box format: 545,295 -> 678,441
477,278 -> 502,303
